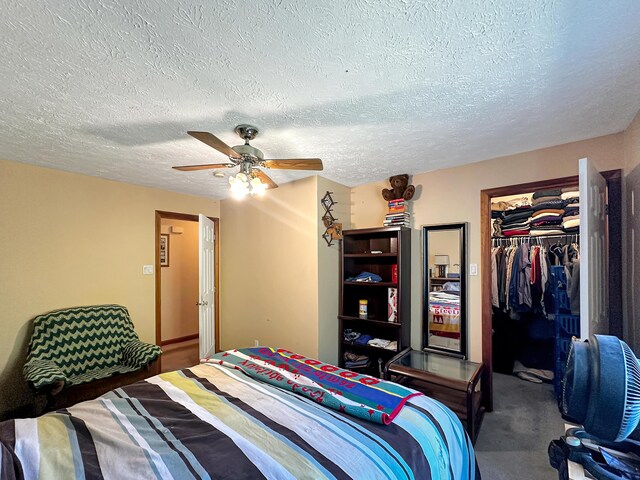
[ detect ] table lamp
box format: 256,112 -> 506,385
434,255 -> 449,278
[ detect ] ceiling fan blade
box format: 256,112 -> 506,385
254,169 -> 279,189
172,163 -> 233,171
262,158 -> 323,171
187,131 -> 240,158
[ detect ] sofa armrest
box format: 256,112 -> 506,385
121,341 -> 162,369
23,360 -> 67,393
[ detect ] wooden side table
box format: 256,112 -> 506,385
384,348 -> 485,443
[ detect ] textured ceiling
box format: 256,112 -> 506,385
1,0 -> 640,199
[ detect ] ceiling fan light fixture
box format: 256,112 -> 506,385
250,177 -> 267,196
229,173 -> 250,199
228,172 -> 266,198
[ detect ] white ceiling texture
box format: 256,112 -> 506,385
1,0 -> 640,199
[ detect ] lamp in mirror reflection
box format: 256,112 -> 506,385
434,254 -> 449,278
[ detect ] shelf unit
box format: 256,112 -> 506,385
339,226 -> 411,376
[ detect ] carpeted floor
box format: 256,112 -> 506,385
474,373 -> 564,479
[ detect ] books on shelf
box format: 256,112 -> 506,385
386,211 -> 409,216
385,199 -> 411,227
383,221 -> 410,227
388,206 -> 407,213
384,218 -> 410,226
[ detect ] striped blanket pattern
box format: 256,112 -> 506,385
0,363 -> 478,480
207,347 -> 422,424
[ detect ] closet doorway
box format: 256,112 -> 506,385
479,168 -> 622,411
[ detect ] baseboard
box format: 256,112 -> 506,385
161,333 -> 198,346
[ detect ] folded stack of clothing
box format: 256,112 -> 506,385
354,334 -> 373,345
345,272 -> 382,283
367,338 -> 390,348
529,189 -> 566,236
343,351 -> 370,369
491,195 -> 533,237
343,328 -> 361,344
501,208 -> 533,236
561,190 -> 580,233
493,189 -> 581,240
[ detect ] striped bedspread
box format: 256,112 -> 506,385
0,362 -> 478,479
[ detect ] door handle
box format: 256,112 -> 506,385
196,301 -> 208,306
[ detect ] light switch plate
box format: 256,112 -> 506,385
143,265 -> 154,275
469,263 -> 478,276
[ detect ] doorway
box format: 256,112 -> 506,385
479,170 -> 622,411
155,211 -> 220,371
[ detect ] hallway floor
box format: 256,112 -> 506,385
161,338 -> 199,373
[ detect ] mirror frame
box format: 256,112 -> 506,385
421,222 -> 468,358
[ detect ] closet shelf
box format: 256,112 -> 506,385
491,233 -> 579,241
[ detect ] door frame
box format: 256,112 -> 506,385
155,211 -> 220,368
479,169 -> 622,412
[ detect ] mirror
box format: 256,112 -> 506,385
422,223 -> 468,358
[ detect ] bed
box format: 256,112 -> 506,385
0,347 -> 479,479
428,283 -> 462,351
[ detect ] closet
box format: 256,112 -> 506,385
490,188 -> 581,393
480,158 -> 623,411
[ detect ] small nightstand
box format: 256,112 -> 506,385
384,348 -> 484,443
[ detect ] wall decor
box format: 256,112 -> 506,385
320,191 -> 342,246
160,234 -> 170,267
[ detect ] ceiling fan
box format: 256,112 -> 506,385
174,124 -> 323,196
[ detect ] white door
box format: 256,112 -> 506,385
198,214 -> 216,359
579,157 -> 608,339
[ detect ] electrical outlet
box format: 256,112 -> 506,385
143,265 -> 153,275
254,340 -> 259,347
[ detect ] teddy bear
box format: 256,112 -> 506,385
382,174 -> 415,201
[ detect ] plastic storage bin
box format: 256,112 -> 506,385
557,313 -> 580,337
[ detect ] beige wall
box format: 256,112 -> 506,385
317,177 -> 351,365
220,177 -> 320,357
625,111 -> 640,172
0,160 -> 219,418
160,218 -> 199,342
351,133 -> 625,361
219,175 -> 350,364
426,229 -> 461,276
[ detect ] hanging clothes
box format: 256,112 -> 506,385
491,238 -> 580,318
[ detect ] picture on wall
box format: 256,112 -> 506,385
160,234 -> 169,267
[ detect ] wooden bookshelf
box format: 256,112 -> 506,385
339,226 -> 411,376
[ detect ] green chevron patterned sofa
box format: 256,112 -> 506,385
23,304 -> 162,410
